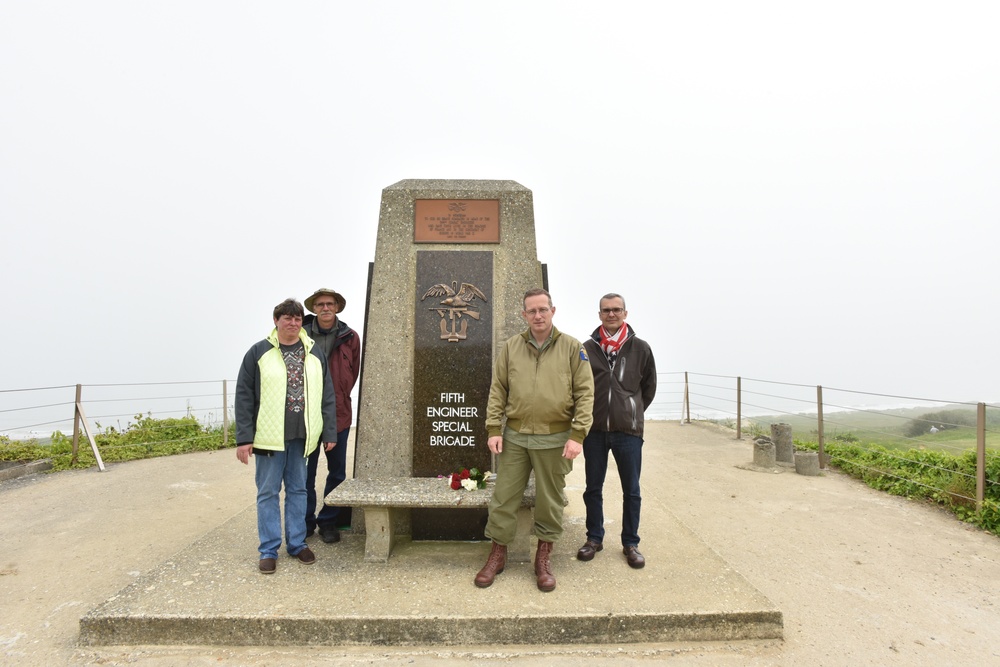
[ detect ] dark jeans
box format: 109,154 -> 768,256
306,427 -> 352,530
582,430 -> 643,548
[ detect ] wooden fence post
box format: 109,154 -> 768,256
977,402 -> 986,511
223,379 -> 229,447
73,385 -> 106,472
817,385 -> 825,469
684,372 -> 691,424
736,376 -> 742,440
72,383 -> 82,464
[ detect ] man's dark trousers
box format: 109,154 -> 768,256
306,426 -> 352,530
582,430 -> 643,547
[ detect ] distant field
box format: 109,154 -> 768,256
728,404 -> 999,453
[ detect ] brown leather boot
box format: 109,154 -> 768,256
474,541 -> 507,588
534,540 -> 556,592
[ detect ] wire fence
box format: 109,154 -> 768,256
2,374 -> 997,513
647,371 -> 999,512
0,381 -> 236,466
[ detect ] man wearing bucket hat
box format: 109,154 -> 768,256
302,288 -> 361,544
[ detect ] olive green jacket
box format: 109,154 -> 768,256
486,326 -> 595,444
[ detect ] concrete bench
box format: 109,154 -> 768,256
325,477 -> 553,563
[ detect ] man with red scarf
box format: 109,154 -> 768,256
577,293 -> 657,569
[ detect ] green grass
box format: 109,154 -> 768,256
0,414 -> 230,471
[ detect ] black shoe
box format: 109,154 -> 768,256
319,526 -> 341,543
576,540 -> 603,561
624,546 -> 645,569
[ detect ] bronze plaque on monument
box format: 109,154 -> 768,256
412,250 -> 493,540
414,199 -> 500,243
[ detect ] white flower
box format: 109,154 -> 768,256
461,478 -> 478,491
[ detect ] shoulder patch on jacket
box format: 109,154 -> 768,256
579,346 -> 589,361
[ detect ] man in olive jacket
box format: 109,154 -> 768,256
475,288 -> 594,592
577,293 -> 657,569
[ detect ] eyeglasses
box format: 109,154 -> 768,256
314,302 -> 338,310
600,308 -> 624,315
524,308 -> 551,317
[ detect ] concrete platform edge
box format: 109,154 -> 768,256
80,609 -> 782,647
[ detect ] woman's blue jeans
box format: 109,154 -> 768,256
582,430 -> 643,548
254,438 -> 308,559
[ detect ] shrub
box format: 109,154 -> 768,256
904,408 -> 978,437
1,415 -> 230,471
0,435 -> 52,463
824,440 -> 1000,537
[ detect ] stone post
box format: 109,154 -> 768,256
753,439 -> 776,468
794,451 -> 821,476
771,423 -> 793,464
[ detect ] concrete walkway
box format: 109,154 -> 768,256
77,453 -> 779,647
2,421 -> 999,665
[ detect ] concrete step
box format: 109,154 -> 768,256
80,502 -> 782,647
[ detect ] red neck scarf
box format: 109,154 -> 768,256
599,323 -> 629,366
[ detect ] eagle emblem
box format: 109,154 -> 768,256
421,281 -> 488,342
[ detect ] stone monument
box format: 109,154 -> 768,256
354,179 -> 544,540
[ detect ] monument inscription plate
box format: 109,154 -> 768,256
414,199 -> 500,243
412,250 -> 493,539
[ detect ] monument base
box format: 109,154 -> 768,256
80,501 -> 782,648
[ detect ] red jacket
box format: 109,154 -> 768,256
303,316 -> 361,431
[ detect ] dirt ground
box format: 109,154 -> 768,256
1,421 -> 998,666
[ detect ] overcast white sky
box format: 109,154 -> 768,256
2,2 -> 998,420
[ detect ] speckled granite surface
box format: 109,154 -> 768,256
325,477 -> 544,509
